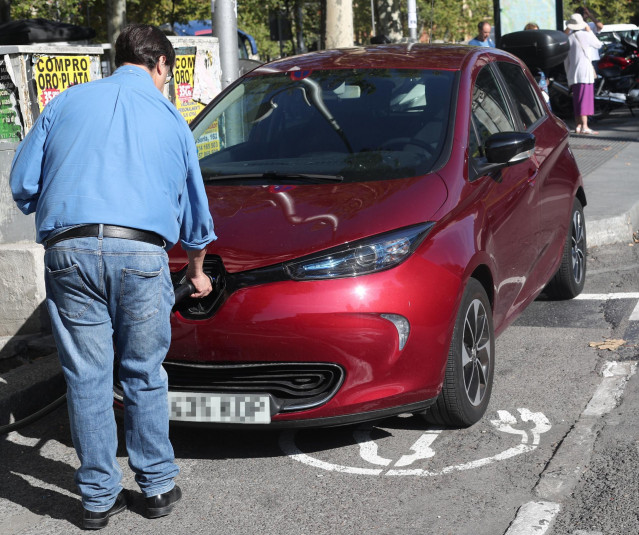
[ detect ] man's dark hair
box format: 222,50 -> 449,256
115,24 -> 175,70
478,20 -> 490,32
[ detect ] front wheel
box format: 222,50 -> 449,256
544,198 -> 586,299
423,278 -> 495,428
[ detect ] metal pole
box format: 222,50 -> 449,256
370,0 -> 376,36
212,0 -> 240,90
407,0 -> 417,42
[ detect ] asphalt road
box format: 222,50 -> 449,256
1,239 -> 638,535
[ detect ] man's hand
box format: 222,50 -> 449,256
188,271 -> 213,298
185,248 -> 213,298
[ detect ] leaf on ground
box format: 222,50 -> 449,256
589,339 -> 627,351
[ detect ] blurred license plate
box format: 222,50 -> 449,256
168,392 -> 271,424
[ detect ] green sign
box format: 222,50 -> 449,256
0,58 -> 22,142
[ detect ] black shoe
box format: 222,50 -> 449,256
145,485 -> 182,519
82,490 -> 128,530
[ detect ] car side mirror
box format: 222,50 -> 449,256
475,132 -> 536,179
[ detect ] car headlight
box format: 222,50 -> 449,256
284,223 -> 434,280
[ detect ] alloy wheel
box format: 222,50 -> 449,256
571,209 -> 585,285
462,299 -> 492,407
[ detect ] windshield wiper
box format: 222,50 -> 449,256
204,172 -> 344,183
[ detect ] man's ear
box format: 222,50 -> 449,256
155,55 -> 167,74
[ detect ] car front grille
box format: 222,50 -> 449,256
115,361 -> 344,413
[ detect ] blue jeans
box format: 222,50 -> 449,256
44,227 -> 179,512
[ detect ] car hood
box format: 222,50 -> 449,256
171,175 -> 448,272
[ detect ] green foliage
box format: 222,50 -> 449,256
417,0 -> 493,43
564,0 -> 637,25
13,0 -> 638,59
11,0 -> 94,24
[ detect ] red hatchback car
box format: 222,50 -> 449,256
114,44 -> 586,428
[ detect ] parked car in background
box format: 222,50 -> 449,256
598,23 -> 639,47
114,44 -> 586,429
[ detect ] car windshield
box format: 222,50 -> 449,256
192,68 -> 457,183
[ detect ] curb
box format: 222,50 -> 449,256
587,202 -> 639,247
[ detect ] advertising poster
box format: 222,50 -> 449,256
174,53 -> 206,123
499,0 -> 558,36
0,57 -> 21,142
195,119 -> 221,159
34,55 -> 91,111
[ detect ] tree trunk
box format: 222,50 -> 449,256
0,0 -> 9,24
325,0 -> 354,49
107,0 -> 127,72
375,0 -> 403,42
294,0 -> 307,53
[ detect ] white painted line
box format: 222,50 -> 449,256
354,428 -> 393,467
282,409 -> 551,477
533,361 -> 637,505
279,430 -> 383,475
574,292 -> 639,300
504,501 -> 561,535
583,361 -> 637,417
394,430 -> 440,467
630,300 -> 639,321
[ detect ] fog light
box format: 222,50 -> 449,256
381,313 -> 410,350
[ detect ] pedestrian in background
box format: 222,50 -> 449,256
576,6 -> 604,70
564,13 -> 602,135
524,22 -> 539,30
469,21 -> 495,47
10,23 -> 215,529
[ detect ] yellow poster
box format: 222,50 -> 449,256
34,55 -> 91,111
174,54 -> 205,124
196,120 -> 221,159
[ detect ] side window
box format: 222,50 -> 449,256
497,62 -> 545,129
469,66 -> 515,159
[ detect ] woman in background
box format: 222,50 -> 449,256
564,13 -> 602,134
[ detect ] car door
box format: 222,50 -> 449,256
468,63 -> 540,327
495,61 -> 568,292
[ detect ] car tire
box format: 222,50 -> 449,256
544,198 -> 586,300
423,278 -> 495,428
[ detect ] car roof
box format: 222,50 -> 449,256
600,24 -> 639,32
249,44 -> 514,75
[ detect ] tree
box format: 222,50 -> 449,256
375,0 -> 403,41
564,0 -> 636,26
326,0 -> 354,47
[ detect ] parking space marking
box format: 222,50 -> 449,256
280,408 -> 551,477
504,501 -> 560,535
574,292 -> 639,301
574,292 -> 639,324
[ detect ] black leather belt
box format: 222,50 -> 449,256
45,225 -> 165,248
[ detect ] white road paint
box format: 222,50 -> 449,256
574,292 -> 639,300
280,409 -> 551,477
504,501 -> 561,535
353,428 -> 393,467
573,291 -> 639,321
511,361 -> 637,532
583,361 -> 637,417
394,430 -> 440,467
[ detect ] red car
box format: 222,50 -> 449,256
114,44 -> 586,428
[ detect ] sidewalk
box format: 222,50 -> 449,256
568,107 -> 639,246
1,106 -> 638,431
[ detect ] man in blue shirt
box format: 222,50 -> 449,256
10,24 -> 215,529
469,21 -> 495,47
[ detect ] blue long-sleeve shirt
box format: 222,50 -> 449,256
10,65 -> 216,250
